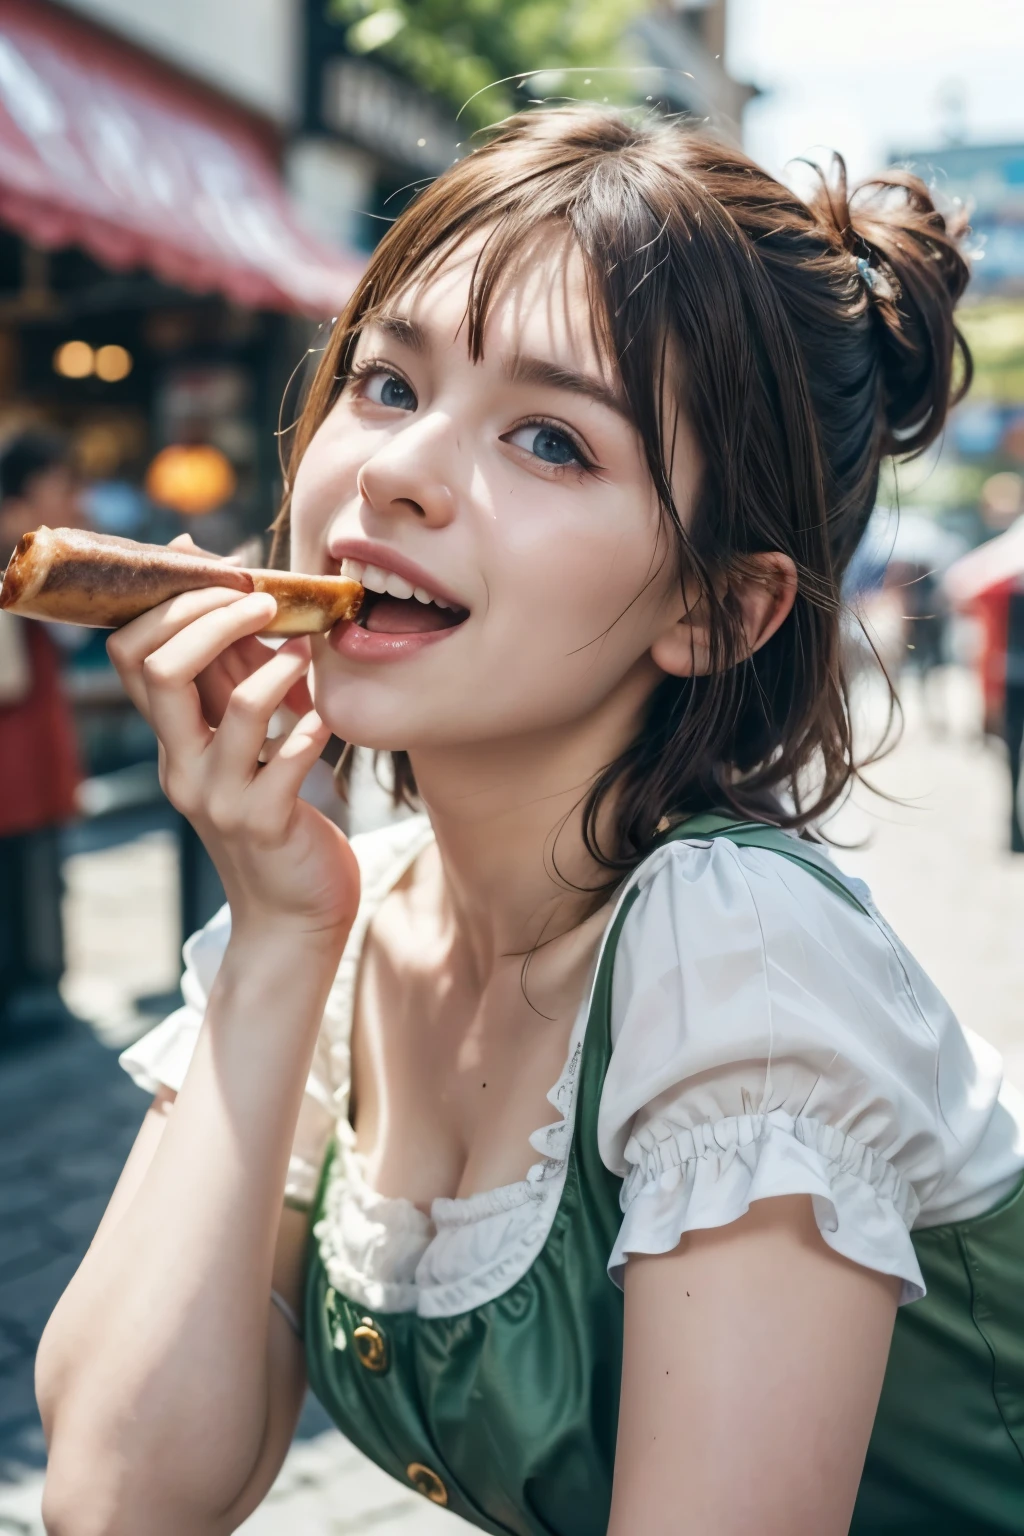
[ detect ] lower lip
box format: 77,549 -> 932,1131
328,620 -> 463,662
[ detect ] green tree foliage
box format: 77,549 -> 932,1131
324,0 -> 645,127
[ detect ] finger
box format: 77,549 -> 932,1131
194,634 -> 281,727
247,711 -> 333,830
109,586 -> 251,717
207,644 -> 316,787
168,532 -> 199,551
107,585 -> 254,708
141,593 -> 277,749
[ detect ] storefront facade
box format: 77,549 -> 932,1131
0,0 -> 362,860
0,0 -> 360,547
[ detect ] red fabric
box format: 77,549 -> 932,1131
0,621 -> 80,835
0,0 -> 362,315
972,585 -> 1011,733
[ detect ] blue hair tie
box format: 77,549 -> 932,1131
856,255 -> 894,301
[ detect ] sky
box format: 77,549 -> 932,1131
727,0 -> 1024,182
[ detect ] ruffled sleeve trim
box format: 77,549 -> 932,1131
119,1005 -> 201,1097
609,1110 -> 925,1305
119,1002 -> 328,1208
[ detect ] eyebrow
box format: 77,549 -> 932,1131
503,354 -> 631,420
371,313 -> 427,351
366,312 -> 631,420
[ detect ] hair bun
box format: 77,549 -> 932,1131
844,169 -> 973,455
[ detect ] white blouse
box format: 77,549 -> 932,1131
120,815 -> 1024,1316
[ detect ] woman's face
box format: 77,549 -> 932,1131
290,231 -> 701,755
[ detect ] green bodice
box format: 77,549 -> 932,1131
304,818 -> 1024,1534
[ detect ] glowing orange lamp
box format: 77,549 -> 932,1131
145,444 -> 237,516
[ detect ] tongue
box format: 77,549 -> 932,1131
364,595 -> 456,634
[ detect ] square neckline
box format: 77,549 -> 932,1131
336,818 -> 602,1213
313,814 -> 639,1317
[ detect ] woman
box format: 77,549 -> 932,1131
37,109 -> 1024,1535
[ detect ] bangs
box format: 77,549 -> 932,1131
361,216 -> 622,401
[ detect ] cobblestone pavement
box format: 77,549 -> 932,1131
1,669 -> 1021,1533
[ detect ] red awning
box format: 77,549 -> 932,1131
0,0 -> 363,315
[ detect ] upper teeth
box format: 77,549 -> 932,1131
339,557 -> 453,608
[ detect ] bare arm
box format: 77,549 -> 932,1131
36,584 -> 359,1536
40,1089 -> 311,1535
609,1195 -> 899,1536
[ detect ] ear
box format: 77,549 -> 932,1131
650,552 -> 798,679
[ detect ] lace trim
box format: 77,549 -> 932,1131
315,1133 -> 433,1313
415,1192 -> 565,1319
313,817 -> 594,1315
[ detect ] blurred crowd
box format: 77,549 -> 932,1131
846,471 -> 1024,850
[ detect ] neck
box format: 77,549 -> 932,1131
408,685 -> 650,977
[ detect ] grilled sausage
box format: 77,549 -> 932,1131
0,527 -> 363,636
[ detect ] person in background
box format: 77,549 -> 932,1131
0,430 -> 86,1047
972,475 -> 1024,739
1004,574 -> 1024,852
945,478 -> 1024,849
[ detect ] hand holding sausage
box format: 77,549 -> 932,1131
107,580 -> 359,942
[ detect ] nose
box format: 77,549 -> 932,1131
357,418 -> 457,529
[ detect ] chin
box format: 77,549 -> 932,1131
310,673 -> 419,753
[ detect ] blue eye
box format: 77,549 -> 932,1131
361,370 -> 416,411
508,423 -> 586,467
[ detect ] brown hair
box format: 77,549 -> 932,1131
273,107 -> 971,874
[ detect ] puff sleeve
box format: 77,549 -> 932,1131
597,837 -> 940,1304
118,904 -> 335,1208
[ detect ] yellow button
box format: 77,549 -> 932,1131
352,1317 -> 388,1373
407,1462 -> 448,1505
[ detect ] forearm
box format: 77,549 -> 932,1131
37,925 -> 344,1531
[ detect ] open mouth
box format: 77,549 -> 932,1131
339,558 -> 469,636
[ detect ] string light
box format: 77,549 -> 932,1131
95,345 -> 133,382
53,340 -> 134,382
53,341 -> 94,379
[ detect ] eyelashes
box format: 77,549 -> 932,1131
344,358 -> 599,476
503,420 -> 595,473
346,358 -> 416,410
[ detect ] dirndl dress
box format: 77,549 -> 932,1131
303,819 -> 1024,1534
121,816 -> 1024,1533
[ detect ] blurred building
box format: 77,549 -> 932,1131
0,0 -> 365,846
299,0 -> 461,253
0,0 -> 361,554
879,141 -> 1024,538
898,142 -> 1024,301
631,0 -> 756,141
298,0 -> 755,249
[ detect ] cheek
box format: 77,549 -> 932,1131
487,488 -> 670,655
289,415 -> 360,561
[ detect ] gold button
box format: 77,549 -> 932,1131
407,1462 -> 448,1505
352,1317 -> 388,1373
